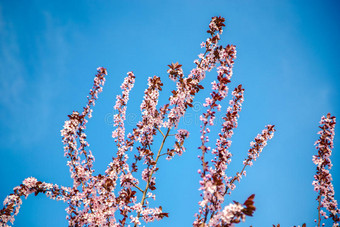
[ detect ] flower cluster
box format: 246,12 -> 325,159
167,62 -> 183,82
60,67 -> 109,225
0,177 -> 70,226
194,24 -> 275,224
208,194 -> 256,227
243,125 -> 276,168
213,84 -> 245,179
164,129 -> 190,160
112,71 -> 135,146
166,16 -> 232,129
195,85 -> 246,224
313,113 -> 339,227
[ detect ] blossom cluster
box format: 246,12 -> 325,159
242,125 -> 276,168
0,177 -> 70,226
313,113 -> 339,227
188,18 -> 276,226
194,46 -> 275,225
166,16 -> 233,129
208,194 -> 255,226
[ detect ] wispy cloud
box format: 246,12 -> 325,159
0,5 -> 72,147
0,5 -> 26,110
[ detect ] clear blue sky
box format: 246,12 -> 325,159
0,0 -> 339,226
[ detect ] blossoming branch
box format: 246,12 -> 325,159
1,16 -> 337,227
313,113 -> 339,227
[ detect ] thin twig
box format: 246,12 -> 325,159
134,127 -> 171,226
317,194 -> 322,227
156,126 -> 165,138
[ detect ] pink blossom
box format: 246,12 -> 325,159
313,113 -> 339,226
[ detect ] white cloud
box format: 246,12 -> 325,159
0,5 -> 27,109
0,5 -> 72,146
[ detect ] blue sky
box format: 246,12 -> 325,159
0,0 -> 339,226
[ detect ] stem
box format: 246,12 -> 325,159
121,168 -> 144,193
317,195 -> 322,227
142,128 -> 170,204
156,126 -> 165,138
159,152 -> 169,157
134,127 -> 171,226
224,161 -> 248,196
133,183 -> 144,193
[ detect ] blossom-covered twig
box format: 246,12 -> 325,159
226,124 -> 276,194
195,85 -> 243,224
0,178 -> 70,226
194,18 -> 239,223
313,113 -> 339,227
208,194 -> 256,227
193,16 -> 276,224
61,67 -> 108,225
